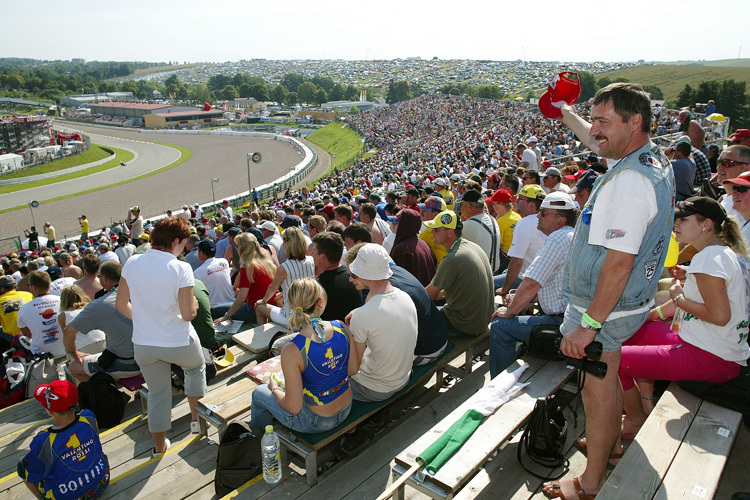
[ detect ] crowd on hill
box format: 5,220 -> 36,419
3,87 -> 750,499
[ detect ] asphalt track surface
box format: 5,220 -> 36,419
0,122 -> 329,242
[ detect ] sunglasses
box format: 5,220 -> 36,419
733,185 -> 750,194
718,159 -> 750,169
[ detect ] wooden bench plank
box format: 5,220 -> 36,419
599,382 -> 702,499
654,400 -> 742,500
233,324 -> 290,353
393,359 -> 575,497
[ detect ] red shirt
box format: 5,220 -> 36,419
238,265 -> 274,306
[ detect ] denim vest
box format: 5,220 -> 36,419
561,141 -> 674,312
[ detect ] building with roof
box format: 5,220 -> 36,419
87,102 -> 196,119
61,92 -> 135,107
143,109 -> 227,129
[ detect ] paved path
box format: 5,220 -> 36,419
0,123 -> 328,242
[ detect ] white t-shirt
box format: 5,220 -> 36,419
17,294 -> 64,357
98,251 -> 119,263
681,245 -> 750,364
522,149 -> 538,171
588,169 -> 658,254
350,288 -> 417,394
507,214 -> 547,276
49,277 -> 76,296
115,244 -> 136,265
122,249 -> 197,347
194,257 -> 235,307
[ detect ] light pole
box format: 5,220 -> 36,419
211,178 -> 219,209
246,153 -> 253,208
28,200 -> 38,228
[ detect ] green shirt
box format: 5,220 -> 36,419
192,279 -> 215,349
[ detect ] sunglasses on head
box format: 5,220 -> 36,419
718,159 -> 749,168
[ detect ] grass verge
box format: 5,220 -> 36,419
306,122 -> 364,175
0,145 -> 113,180
0,143 -> 192,213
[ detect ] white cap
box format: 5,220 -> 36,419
349,244 -> 393,280
528,136 -> 538,143
259,221 -> 277,233
540,192 -> 575,210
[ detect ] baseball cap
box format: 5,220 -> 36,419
450,173 -> 461,181
321,204 -> 335,215
197,239 -> 216,256
424,210 -> 461,230
280,215 -> 301,229
405,187 -> 420,196
722,171 -> 750,188
0,275 -> 16,287
193,202 -> 200,207
541,167 -> 562,178
433,177 -> 447,187
527,136 -> 538,143
183,205 -> 189,209
226,227 -> 241,237
140,233 -> 150,241
730,129 -> 750,143
542,160 -> 552,169
222,200 -> 229,205
568,169 -> 600,194
189,227 -> 197,234
540,192 -> 576,210
259,221 -> 277,232
675,196 -> 726,225
518,184 -> 547,201
47,266 -> 63,281
488,189 -> 516,204
35,380 -> 78,412
539,72 -> 581,119
419,196 -> 447,212
213,344 -> 235,368
130,206 -> 140,212
349,243 -> 393,280
461,189 -> 483,203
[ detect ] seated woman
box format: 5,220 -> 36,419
250,277 -> 352,433
213,233 -> 276,324
619,196 -> 749,437
255,227 -> 316,328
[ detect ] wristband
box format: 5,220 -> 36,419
656,305 -> 665,321
582,312 -> 602,330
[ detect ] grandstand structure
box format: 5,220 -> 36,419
0,115 -> 51,154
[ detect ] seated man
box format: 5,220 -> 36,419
311,232 -> 362,321
17,271 -> 64,357
345,243 -> 417,402
425,210 -> 494,336
73,254 -> 103,301
489,192 -> 578,377
63,261 -> 139,382
193,239 -> 236,318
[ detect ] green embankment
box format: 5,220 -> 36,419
307,122 -> 365,175
0,145 -> 112,180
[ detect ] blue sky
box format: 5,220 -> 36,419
6,0 -> 748,63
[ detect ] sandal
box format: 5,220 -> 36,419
573,438 -> 623,467
544,476 -> 595,500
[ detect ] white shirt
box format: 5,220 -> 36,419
49,277 -> 76,296
507,214 -> 547,276
194,257 -> 236,307
17,294 -> 64,357
522,149 -> 538,171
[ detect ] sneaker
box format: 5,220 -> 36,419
361,412 -> 391,434
151,438 -> 171,458
190,421 -> 200,434
334,428 -> 372,459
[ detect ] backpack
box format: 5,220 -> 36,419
78,373 -> 125,429
25,352 -> 57,399
214,422 -> 263,496
517,395 -> 569,480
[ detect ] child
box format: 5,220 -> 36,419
18,380 -> 109,500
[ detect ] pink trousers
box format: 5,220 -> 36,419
619,320 -> 741,391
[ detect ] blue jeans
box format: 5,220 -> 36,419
493,271 -> 522,292
212,302 -> 256,322
250,384 -> 352,433
489,314 -> 564,378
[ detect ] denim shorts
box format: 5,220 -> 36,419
560,305 -> 649,352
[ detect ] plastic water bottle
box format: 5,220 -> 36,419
261,425 -> 282,484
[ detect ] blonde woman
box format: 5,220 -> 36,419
255,227 -> 316,327
58,285 -> 106,354
214,233 -> 276,324
250,277 -> 351,433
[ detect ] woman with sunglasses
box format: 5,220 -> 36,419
617,196 -> 749,440
722,171 -> 750,244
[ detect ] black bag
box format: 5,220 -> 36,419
528,325 -> 564,360
171,347 -> 216,386
679,364 -> 750,424
78,373 -> 125,429
517,395 -> 569,480
215,422 -> 263,496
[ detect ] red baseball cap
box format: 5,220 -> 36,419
730,129 -> 750,143
722,171 -> 750,188
539,72 -> 582,119
35,380 -> 78,412
489,189 -> 516,204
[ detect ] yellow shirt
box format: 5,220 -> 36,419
0,290 -> 34,336
438,189 -> 455,211
46,226 -> 56,241
419,227 -> 447,267
497,210 -> 522,253
80,219 -> 89,233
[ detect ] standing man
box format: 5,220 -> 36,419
44,222 -> 55,250
79,215 -> 89,243
542,83 -> 674,499
517,143 -> 537,171
528,136 -> 543,171
126,207 -> 143,246
24,227 -> 39,252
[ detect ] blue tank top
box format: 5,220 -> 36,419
291,319 -> 350,406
